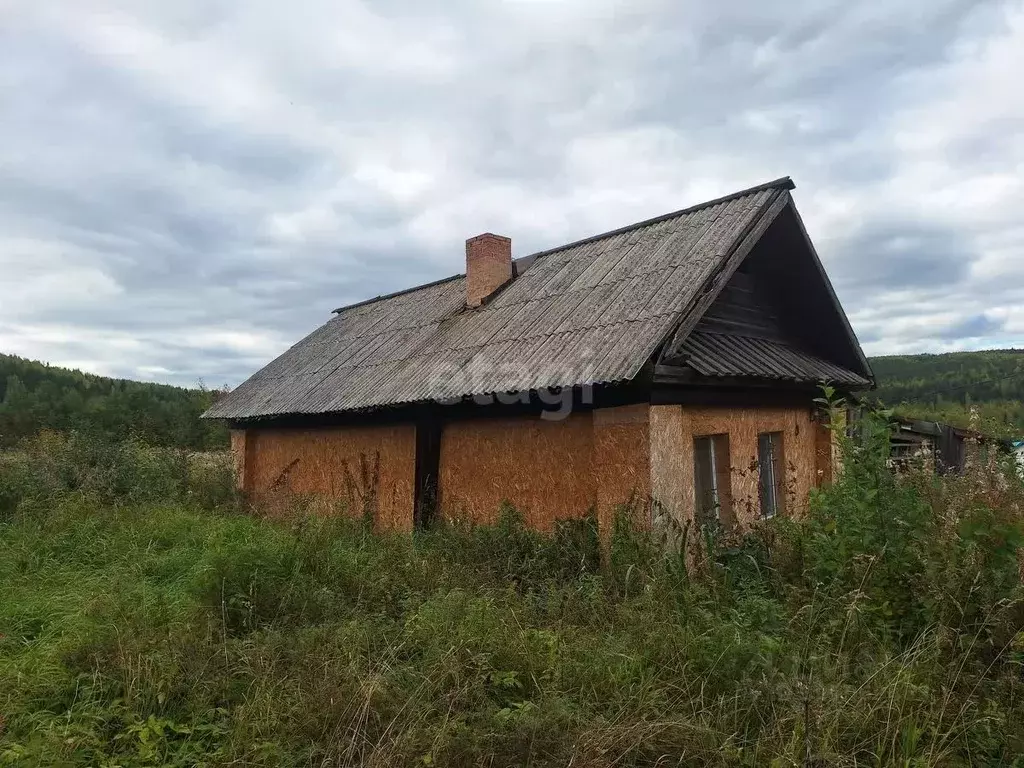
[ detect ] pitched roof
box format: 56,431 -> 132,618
206,177 -> 842,420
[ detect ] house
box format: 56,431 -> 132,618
204,177 -> 873,535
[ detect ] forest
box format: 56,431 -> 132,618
0,353 -> 228,450
2,349 -> 1024,449
869,349 -> 1024,436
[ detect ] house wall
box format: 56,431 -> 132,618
593,404 -> 651,534
230,401 -> 832,536
239,424 -> 417,532
649,404 -> 829,529
437,404 -> 650,532
437,411 -> 596,530
815,416 -> 837,484
649,405 -> 689,529
230,429 -> 252,492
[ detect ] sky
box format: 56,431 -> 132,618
1,0 -> 1022,389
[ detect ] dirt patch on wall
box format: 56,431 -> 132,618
241,424 -> 416,532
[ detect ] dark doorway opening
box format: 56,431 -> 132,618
414,411 -> 441,529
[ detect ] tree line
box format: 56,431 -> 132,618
4,348 -> 1024,450
0,354 -> 229,450
869,349 -> 1024,437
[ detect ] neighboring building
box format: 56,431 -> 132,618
204,177 -> 873,535
889,417 -> 1015,475
1012,441 -> 1024,478
889,418 -> 968,474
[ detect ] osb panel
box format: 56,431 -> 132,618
653,405 -> 823,528
438,412 -> 595,531
242,424 -> 416,532
650,405 -> 686,520
814,420 -> 835,485
594,402 -> 650,427
594,404 -> 651,534
230,429 -> 250,491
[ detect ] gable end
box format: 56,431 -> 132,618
656,196 -> 873,390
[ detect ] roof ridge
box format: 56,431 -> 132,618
331,176 -> 794,315
522,176 -> 794,262
333,273 -> 463,314
333,253 -> 541,314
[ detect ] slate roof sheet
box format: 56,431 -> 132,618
679,331 -> 870,386
206,179 -> 797,419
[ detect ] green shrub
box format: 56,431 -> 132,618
0,432 -> 237,517
419,504 -> 602,591
2,406 -> 1024,765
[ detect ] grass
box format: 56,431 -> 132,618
1,420 -> 1023,766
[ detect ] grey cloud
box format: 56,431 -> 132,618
938,314 -> 1005,340
831,220 -> 973,294
852,327 -> 884,346
1,0 -> 1022,386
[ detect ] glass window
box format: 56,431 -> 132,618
694,434 -> 730,524
845,406 -> 863,441
758,432 -> 784,518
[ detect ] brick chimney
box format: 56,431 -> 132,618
465,233 -> 512,308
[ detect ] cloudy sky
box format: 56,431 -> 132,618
1,0 -> 1022,388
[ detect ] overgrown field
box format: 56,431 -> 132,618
2,424 -> 1024,766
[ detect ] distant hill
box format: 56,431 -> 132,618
868,349 -> 1024,437
4,348 -> 1023,449
0,354 -> 228,449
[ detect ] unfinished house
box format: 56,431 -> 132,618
204,177 -> 873,534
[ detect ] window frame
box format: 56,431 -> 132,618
693,433 -> 732,525
757,431 -> 784,519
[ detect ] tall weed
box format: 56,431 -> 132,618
1,410 -> 1023,765
0,431 -> 236,516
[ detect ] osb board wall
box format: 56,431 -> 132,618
650,406 -> 687,527
815,417 -> 837,485
242,424 -> 416,532
437,412 -> 596,531
230,430 -> 250,491
650,404 -> 827,529
593,404 -> 651,534
437,404 -> 651,532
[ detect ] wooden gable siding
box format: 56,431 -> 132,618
691,270 -> 786,342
